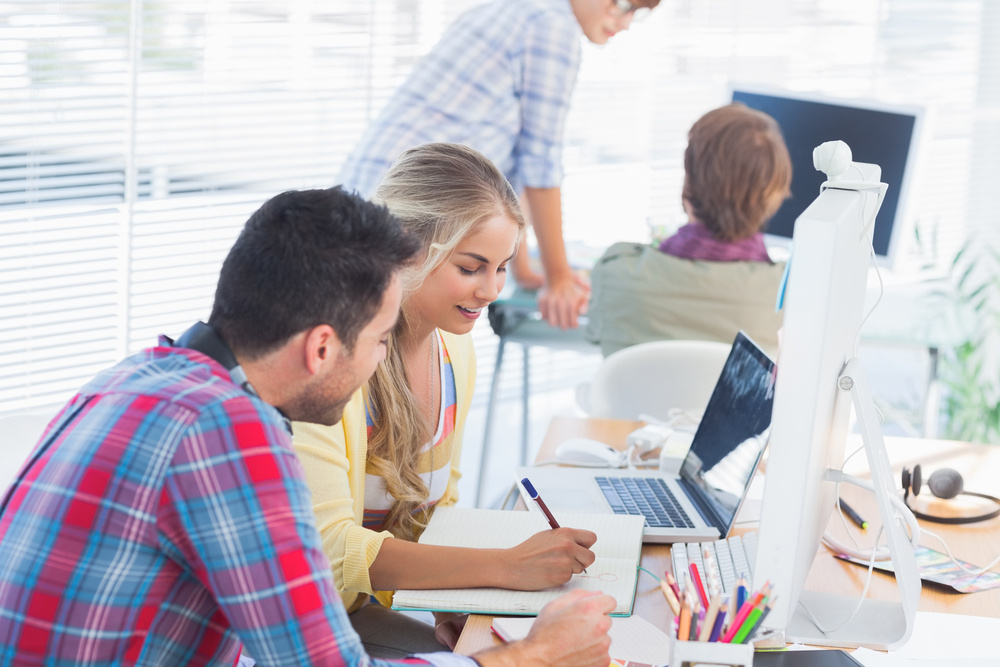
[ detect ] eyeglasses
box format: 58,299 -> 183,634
609,0 -> 651,21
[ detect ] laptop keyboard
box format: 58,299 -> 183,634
671,531 -> 757,596
595,476 -> 694,528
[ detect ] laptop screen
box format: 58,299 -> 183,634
679,331 -> 776,534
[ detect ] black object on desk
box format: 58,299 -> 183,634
838,499 -> 868,530
754,649 -> 864,667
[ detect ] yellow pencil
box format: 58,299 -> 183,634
660,579 -> 681,616
699,594 -> 722,642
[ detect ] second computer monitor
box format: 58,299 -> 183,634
731,85 -> 924,267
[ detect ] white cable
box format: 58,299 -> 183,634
626,443 -> 638,470
800,525 -> 885,635
638,409 -> 702,432
852,191 -> 884,359
920,526 -> 1000,577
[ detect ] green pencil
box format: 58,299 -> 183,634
731,604 -> 764,644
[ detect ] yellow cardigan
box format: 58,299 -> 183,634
292,330 -> 476,612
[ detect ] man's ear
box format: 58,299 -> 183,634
303,324 -> 343,375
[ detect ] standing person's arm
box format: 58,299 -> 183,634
514,8 -> 587,329
524,186 -> 590,329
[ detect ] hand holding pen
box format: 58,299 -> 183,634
520,478 -> 595,575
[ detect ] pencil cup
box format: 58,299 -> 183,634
669,637 -> 753,667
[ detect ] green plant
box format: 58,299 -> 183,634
940,240 -> 1000,443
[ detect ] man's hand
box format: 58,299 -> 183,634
500,527 -> 597,589
432,612 -> 468,650
538,273 -> 590,330
473,590 -> 615,667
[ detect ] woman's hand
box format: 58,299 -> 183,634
500,527 -> 597,590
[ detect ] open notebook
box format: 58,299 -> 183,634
391,507 -> 645,616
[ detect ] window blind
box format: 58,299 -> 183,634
2,0 -> 996,416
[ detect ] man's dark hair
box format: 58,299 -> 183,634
209,187 -> 420,358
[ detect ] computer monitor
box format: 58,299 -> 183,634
730,85 -> 925,267
752,153 -> 920,649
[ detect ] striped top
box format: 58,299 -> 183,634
362,331 -> 457,531
0,341 -> 454,667
659,222 -> 772,263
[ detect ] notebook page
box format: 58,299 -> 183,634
417,507 -> 645,561
393,556 -> 639,615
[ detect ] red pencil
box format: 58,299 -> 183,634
719,598 -> 757,643
665,571 -> 682,601
689,562 -> 709,610
719,583 -> 770,643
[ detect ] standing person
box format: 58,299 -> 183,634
0,186 -> 615,667
295,143 -> 598,658
585,102 -> 792,357
339,0 -> 662,330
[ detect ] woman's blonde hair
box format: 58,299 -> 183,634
366,142 -> 525,538
682,103 -> 792,242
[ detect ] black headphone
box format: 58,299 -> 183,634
901,464 -> 1000,525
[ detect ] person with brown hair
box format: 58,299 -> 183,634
586,103 -> 793,357
294,143 -> 598,658
661,102 -> 793,260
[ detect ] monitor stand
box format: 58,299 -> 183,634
784,358 -> 921,651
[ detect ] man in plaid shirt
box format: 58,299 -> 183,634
0,187 -> 615,666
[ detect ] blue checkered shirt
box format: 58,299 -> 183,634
339,0 -> 582,197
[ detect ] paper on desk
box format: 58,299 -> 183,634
491,614 -> 671,665
851,646 -> 997,667
893,611 -> 1000,660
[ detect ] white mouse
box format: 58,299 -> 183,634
554,437 -> 627,468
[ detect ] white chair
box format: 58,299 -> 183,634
476,287 -> 598,507
576,340 -> 731,421
0,413 -> 54,494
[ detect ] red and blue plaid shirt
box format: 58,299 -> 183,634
0,341 -> 454,666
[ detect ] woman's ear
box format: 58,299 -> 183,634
303,324 -> 342,375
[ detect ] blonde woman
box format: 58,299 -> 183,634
293,143 -> 596,658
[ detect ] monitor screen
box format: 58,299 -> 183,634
730,86 -> 924,265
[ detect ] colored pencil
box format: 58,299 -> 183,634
689,562 -> 709,609
699,595 -> 722,642
659,579 -> 680,615
678,594 -> 692,640
732,603 -> 765,644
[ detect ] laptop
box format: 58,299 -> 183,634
516,331 -> 776,543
